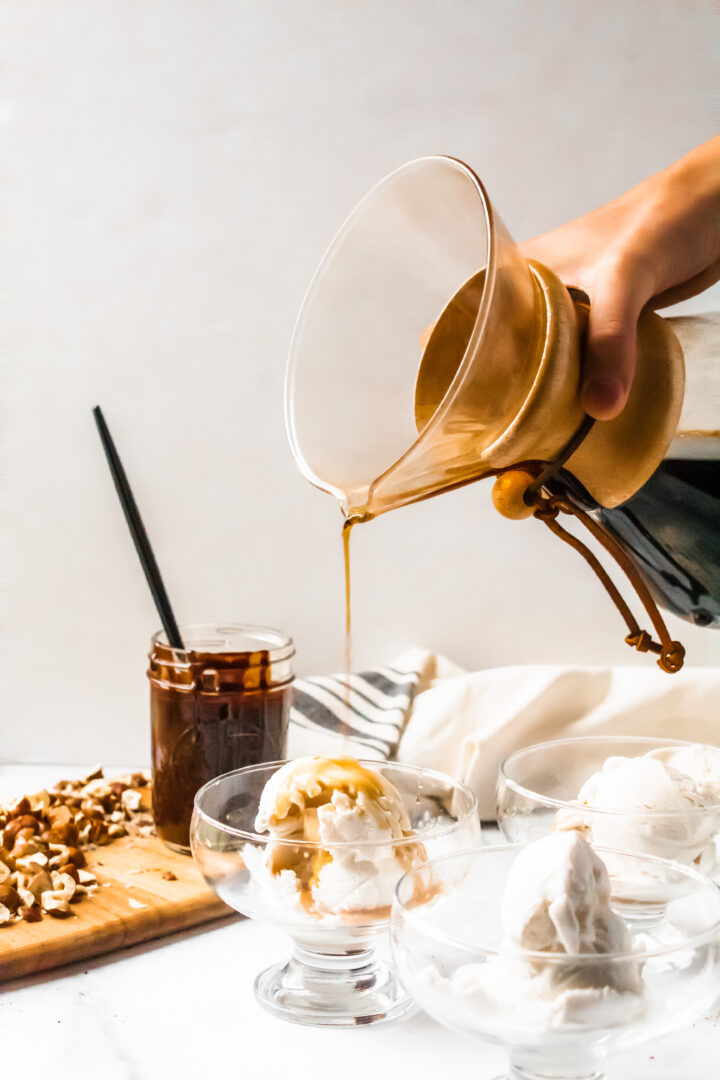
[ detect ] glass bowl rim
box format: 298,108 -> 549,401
393,841 -> 720,963
499,735 -> 720,818
192,759 -> 479,850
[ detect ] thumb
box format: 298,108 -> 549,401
582,267 -> 647,420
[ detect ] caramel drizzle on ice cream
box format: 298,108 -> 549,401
259,757 -> 426,918
261,756 -> 410,835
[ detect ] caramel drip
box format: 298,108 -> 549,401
268,838 -> 334,912
342,517 -> 354,718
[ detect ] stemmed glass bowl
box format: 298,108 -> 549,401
497,736 -> 720,921
391,844 -> 720,1080
191,760 -> 479,1027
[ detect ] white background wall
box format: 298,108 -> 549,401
4,0 -> 718,765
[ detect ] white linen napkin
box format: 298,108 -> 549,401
289,652 -> 720,820
396,663 -> 720,817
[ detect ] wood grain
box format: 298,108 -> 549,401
0,834 -> 232,982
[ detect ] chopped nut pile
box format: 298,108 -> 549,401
0,767 -> 153,925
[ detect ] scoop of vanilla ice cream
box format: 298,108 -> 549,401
645,744 -> 720,803
255,756 -> 410,838
311,789 -> 415,912
503,832 -> 636,977
251,756 -> 421,917
557,755 -> 719,871
425,834 -> 643,1031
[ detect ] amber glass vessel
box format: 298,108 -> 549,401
148,623 -> 294,853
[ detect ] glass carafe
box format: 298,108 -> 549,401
285,157 -> 719,662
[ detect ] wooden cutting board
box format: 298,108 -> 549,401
0,833 -> 233,982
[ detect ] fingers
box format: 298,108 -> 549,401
582,262 -> 648,420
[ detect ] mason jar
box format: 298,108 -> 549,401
147,623 -> 294,853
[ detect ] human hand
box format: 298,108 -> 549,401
519,136 -> 720,420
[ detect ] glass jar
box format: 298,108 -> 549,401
147,623 -> 294,853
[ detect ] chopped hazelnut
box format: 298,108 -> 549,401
2,819 -> 26,845
80,800 -> 105,821
0,884 -> 20,913
82,778 -> 111,798
64,847 -> 86,869
50,872 -> 77,902
41,893 -> 72,917
121,789 -> 143,813
56,863 -> 80,883
11,838 -> 42,860
47,804 -> 73,830
14,815 -> 40,834
52,822 -> 79,846
7,797 -> 31,818
17,885 -> 37,908
26,869 -> 53,898
15,852 -> 49,873
30,790 -> 51,814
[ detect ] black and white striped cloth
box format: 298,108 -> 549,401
287,650 -> 435,762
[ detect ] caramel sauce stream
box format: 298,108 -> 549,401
342,518 -> 354,700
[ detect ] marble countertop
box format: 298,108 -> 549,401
2,764 -> 718,1080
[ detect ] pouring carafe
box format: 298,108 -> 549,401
285,157 -> 719,669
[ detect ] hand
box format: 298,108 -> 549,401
519,136 -> 720,420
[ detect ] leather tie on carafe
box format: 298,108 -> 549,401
489,416 -> 685,675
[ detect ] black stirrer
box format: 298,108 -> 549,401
93,406 -> 185,650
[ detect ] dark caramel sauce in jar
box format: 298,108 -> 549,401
148,624 -> 294,852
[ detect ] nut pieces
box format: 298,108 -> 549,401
0,767 -> 153,926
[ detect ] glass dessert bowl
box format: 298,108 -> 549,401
497,736 -> 720,920
191,757 -> 479,1026
391,837 -> 720,1080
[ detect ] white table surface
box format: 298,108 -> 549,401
2,764 -> 719,1080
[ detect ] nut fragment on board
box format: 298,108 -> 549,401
26,868 -> 53,898
40,893 -> 72,918
0,884 -> 20,913
0,767 -> 153,927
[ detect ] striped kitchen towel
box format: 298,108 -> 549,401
286,648 -> 453,762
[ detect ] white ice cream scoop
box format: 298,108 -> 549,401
252,756 -> 423,917
503,831 -> 635,963
557,754 -> 720,872
255,755 -> 410,839
645,744 -> 720,803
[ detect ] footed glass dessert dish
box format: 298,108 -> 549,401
191,758 -> 479,1026
391,840 -> 720,1080
497,736 -> 720,922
